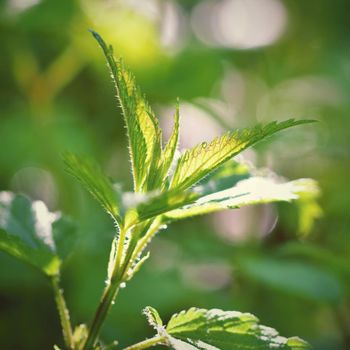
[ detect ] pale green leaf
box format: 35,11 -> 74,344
170,119 -> 315,192
144,306 -> 163,329
126,251 -> 150,281
145,102 -> 180,191
0,192 -> 77,276
164,178 -> 317,221
63,152 -> 121,224
157,102 -> 180,188
124,190 -> 198,227
295,181 -> 322,237
143,307 -> 310,350
91,30 -> 162,192
72,324 -> 88,349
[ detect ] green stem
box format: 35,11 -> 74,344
124,336 -> 166,350
51,275 -> 74,350
83,226 -> 127,350
122,219 -> 162,280
83,220 -> 161,350
113,226 -> 127,279
83,281 -> 120,350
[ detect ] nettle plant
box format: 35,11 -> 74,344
0,31 -> 318,350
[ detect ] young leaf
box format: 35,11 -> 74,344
142,307 -> 310,350
170,119 -> 315,192
0,192 -> 76,276
72,324 -> 89,349
164,178 -> 317,221
144,306 -> 163,329
151,102 -> 180,190
90,30 -> 162,192
63,152 -> 121,224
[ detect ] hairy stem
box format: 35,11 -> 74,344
83,226 -> 127,350
113,226 -> 127,279
83,219 -> 162,349
124,336 -> 166,350
51,275 -> 74,350
122,219 -> 162,280
83,281 -> 120,350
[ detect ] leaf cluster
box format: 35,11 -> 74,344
0,31 -> 318,350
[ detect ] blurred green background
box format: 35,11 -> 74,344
0,0 -> 350,349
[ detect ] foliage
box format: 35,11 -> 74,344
0,30 -> 319,350
140,306 -> 310,350
0,191 -> 76,276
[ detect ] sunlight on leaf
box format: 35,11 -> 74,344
149,102 -> 180,190
125,190 -> 198,227
91,30 -> 162,193
164,178 -> 317,221
170,119 -> 315,192
0,192 -> 76,276
142,307 -> 310,350
144,306 -> 163,329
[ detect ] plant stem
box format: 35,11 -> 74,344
122,219 -> 162,280
113,226 -> 127,279
83,221 -> 162,350
83,226 -> 127,350
82,281 -> 120,350
124,336 -> 166,350
51,275 -> 74,350
83,226 -> 128,350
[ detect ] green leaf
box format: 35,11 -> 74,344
239,256 -> 342,302
164,178 -> 317,221
148,102 -> 180,191
194,159 -> 251,196
63,152 -> 121,224
72,324 -> 88,349
124,190 -> 198,227
295,181 -> 322,237
170,119 -> 315,192
125,159 -> 248,224
0,192 -> 77,276
143,307 -> 310,350
91,30 -> 162,193
144,306 -> 163,329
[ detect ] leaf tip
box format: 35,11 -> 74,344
143,306 -> 163,329
89,29 -> 109,52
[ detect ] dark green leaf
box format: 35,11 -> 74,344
239,257 -> 342,302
